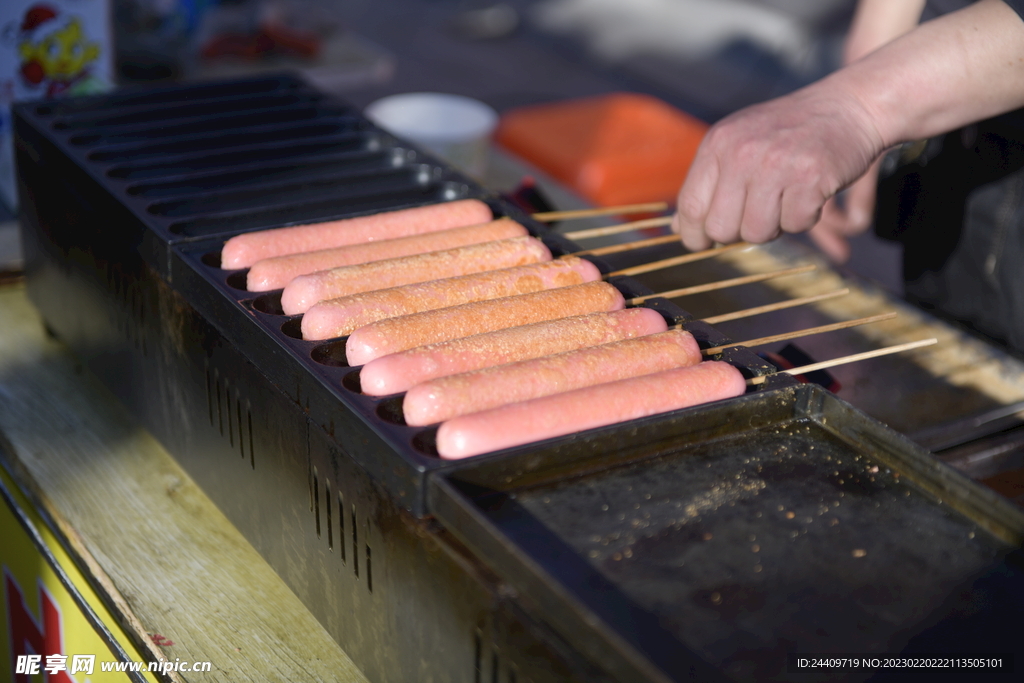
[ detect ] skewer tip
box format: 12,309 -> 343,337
746,337 -> 938,385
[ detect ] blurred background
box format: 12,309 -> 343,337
110,0 -> 856,120
2,0 -> 906,286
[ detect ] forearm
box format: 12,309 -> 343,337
672,0 -> 1024,251
834,0 -> 1024,150
844,0 -> 926,64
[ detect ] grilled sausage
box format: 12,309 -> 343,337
346,281 -> 625,366
436,361 -> 747,458
247,218 -> 528,291
359,308 -> 669,396
301,256 -> 601,340
281,236 -> 552,315
403,330 -> 702,425
221,199 -> 493,269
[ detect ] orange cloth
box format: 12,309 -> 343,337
496,93 -> 708,207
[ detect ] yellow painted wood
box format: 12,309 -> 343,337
0,284 -> 369,683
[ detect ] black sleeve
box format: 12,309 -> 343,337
1004,0 -> 1024,21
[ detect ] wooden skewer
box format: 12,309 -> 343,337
701,312 -> 898,356
564,237 -> 751,272
746,338 -> 939,385
532,202 -> 669,222
564,216 -> 674,240
702,289 -> 849,325
573,234 -> 680,256
606,242 -> 752,277
626,265 -> 816,305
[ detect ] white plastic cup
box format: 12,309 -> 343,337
364,92 -> 499,179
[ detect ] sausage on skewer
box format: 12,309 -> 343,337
249,215 -> 683,293
404,330 -> 702,426
359,308 -> 668,396
281,236 -> 552,315
436,339 -> 937,459
357,290 -> 847,396
345,281 -> 625,365
345,266 -> 814,365
404,312 -> 898,425
301,256 -> 601,340
247,218 -> 529,291
436,361 -> 746,458
221,198 -> 493,269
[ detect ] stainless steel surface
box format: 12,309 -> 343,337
937,426 -> 1024,481
912,400 -> 1024,452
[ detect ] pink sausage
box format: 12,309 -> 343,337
281,236 -> 552,315
360,308 -> 668,396
301,256 -> 601,340
346,281 -> 625,366
404,330 -> 702,426
436,361 -> 747,458
221,199 -> 493,269
246,218 -> 528,292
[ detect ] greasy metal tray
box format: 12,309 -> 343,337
429,383 -> 1024,682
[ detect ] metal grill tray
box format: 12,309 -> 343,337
14,73 -> 470,276
430,384 -> 1024,682
14,72 -> 784,518
171,221 -> 785,516
18,75 -> 1024,681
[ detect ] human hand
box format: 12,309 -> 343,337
808,157 -> 882,263
672,79 -> 885,252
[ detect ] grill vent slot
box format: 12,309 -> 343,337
107,267 -> 148,356
205,364 -> 214,427
247,410 -> 254,469
226,382 -> 234,448
236,397 -> 244,457
474,631 -> 482,683
338,492 -> 346,564
325,490 -> 372,588
204,363 -> 255,468
216,375 -> 224,436
351,504 -> 358,578
326,479 -> 333,551
313,466 -> 321,538
474,628 -> 521,683
366,544 -> 372,592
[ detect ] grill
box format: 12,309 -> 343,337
15,75 -> 1024,683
